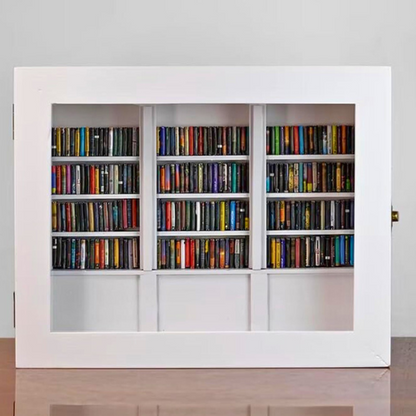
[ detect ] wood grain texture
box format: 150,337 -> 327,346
0,338 -> 414,414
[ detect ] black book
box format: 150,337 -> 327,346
313,126 -> 318,155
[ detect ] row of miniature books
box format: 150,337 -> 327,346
52,237 -> 140,270
157,162 -> 249,194
51,124 -> 354,158
267,199 -> 354,231
52,127 -> 139,157
266,125 -> 354,155
267,235 -> 354,269
52,164 -> 140,195
266,162 -> 354,193
157,126 -> 249,156
52,200 -> 140,233
157,237 -> 249,270
157,200 -> 249,232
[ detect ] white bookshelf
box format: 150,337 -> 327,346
14,67 -> 391,368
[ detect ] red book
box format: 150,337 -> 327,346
132,199 -> 137,228
122,200 -> 128,229
185,239 -> 190,268
99,240 -> 105,269
66,203 -> 71,232
166,201 -> 171,231
210,239 -> 215,269
189,126 -> 194,156
199,127 -> 203,155
90,166 -> 95,194
56,165 -> 61,194
295,237 -> 300,268
190,239 -> 195,269
294,126 -> 299,155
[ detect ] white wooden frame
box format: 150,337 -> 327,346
14,67 -> 391,367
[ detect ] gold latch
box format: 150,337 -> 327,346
392,210 -> 399,223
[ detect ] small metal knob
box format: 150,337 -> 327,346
392,210 -> 399,223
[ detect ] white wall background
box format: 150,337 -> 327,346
0,0 -> 413,337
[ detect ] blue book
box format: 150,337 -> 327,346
299,126 -> 304,154
270,204 -> 275,229
52,169 -> 56,193
161,202 -> 166,231
160,127 -> 166,156
165,166 -> 170,191
113,205 -> 118,230
281,239 -> 286,268
350,235 -> 354,266
230,201 -> 236,230
71,239 -> 76,269
299,163 -> 303,193
213,163 -> 218,193
340,235 -> 345,265
80,128 -> 85,156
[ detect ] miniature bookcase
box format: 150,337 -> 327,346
14,67 -> 391,367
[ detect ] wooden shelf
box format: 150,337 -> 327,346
157,193 -> 249,200
52,156 -> 140,163
266,154 -> 354,162
52,231 -> 140,237
267,230 -> 354,236
52,194 -> 140,200
157,155 -> 249,162
157,230 -> 249,237
267,192 -> 354,200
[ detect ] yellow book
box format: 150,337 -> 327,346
52,201 -> 57,231
332,125 -> 337,154
85,127 -> 90,157
305,203 -> 310,230
284,126 -> 290,151
220,201 -> 225,231
336,163 -> 341,192
56,128 -> 61,156
288,165 -> 294,192
245,217 -> 249,231
114,239 -> 119,269
89,202 -> 94,231
270,238 -> 276,268
275,238 -> 281,268
75,128 -> 80,156
95,167 -> 100,194
61,165 -> 66,195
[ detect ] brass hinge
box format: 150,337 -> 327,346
13,292 -> 15,328
12,104 -> 15,141
392,210 -> 399,224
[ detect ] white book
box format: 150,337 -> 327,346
330,201 -> 335,229
315,236 -> 321,266
76,165 -> 81,194
109,127 -> 113,157
171,202 -> 176,231
196,201 -> 201,231
109,165 -> 114,194
80,240 -> 86,270
181,239 -> 186,269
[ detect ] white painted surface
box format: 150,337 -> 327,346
158,275 -> 250,332
269,273 -> 354,331
14,67 -> 390,367
52,275 -> 139,332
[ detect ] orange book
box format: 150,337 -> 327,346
222,127 -> 227,155
160,166 -> 165,193
94,239 -> 100,269
294,126 -> 299,154
66,203 -> 71,232
99,240 -> 105,269
241,127 -> 246,154
284,126 -> 290,153
209,239 -> 215,269
176,241 -> 181,268
219,242 -> 225,269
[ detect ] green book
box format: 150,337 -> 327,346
231,163 -> 237,193
275,126 -> 280,155
335,236 -> 340,266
